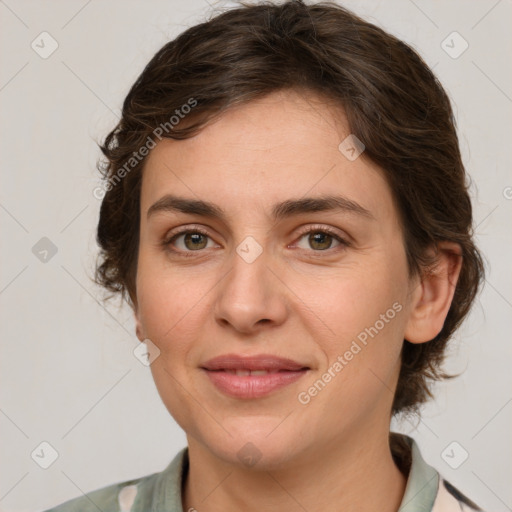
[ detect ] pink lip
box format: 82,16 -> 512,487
200,354 -> 310,399
203,369 -> 308,398
201,353 -> 309,372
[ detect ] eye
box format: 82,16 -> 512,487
162,224 -> 350,258
293,225 -> 349,253
162,227 -> 217,257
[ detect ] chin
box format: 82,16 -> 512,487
198,421 -> 308,471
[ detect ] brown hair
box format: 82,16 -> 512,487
94,0 -> 484,415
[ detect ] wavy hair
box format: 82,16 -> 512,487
94,0 -> 484,415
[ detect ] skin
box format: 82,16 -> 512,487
133,89 -> 462,512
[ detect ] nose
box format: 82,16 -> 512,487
213,244 -> 288,335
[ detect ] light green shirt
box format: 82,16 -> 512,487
43,434 -> 484,511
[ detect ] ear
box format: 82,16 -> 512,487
133,305 -> 145,342
404,242 -> 463,344
129,291 -> 146,342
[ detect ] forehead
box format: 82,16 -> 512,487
140,90 -> 397,225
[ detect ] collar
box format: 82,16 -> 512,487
396,435 -> 439,511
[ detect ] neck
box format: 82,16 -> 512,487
182,428 -> 407,512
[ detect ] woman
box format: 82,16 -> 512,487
45,1 -> 485,510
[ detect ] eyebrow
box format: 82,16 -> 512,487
146,194 -> 375,222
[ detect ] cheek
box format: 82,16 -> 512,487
136,258 -> 210,432
296,262 -> 406,344
294,273 -> 405,425
136,248 -> 208,341
294,259 -> 408,402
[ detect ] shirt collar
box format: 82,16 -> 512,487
397,435 -> 439,511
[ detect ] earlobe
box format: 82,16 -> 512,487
134,310 -> 145,342
131,293 -> 146,342
404,242 -> 463,344
135,323 -> 144,342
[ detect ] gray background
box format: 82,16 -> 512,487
0,1 -> 510,511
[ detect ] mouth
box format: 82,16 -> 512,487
207,369 -> 303,376
200,354 -> 310,399
201,353 -> 309,372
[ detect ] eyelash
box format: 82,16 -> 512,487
161,224 -> 350,258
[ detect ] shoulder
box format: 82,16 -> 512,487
433,477 -> 487,512
392,434 -> 487,512
41,473 -> 158,512
42,447 -> 188,512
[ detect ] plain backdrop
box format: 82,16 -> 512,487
0,1 -> 511,511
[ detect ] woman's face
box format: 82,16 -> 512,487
134,90 -> 416,468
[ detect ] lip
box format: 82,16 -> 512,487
201,353 -> 309,372
200,354 -> 310,399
